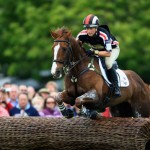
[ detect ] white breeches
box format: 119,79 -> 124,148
105,46 -> 120,69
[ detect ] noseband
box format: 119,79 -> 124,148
53,39 -> 73,65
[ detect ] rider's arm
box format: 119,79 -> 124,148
94,50 -> 111,57
98,29 -> 112,57
95,39 -> 112,57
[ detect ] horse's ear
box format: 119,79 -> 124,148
66,31 -> 72,38
50,31 -> 58,39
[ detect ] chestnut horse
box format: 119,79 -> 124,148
50,27 -> 150,119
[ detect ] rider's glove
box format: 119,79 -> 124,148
94,50 -> 99,55
85,50 -> 94,56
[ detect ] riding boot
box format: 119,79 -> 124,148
107,67 -> 121,97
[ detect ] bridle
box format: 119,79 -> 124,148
53,39 -> 74,66
52,38 -> 91,81
53,39 -> 89,72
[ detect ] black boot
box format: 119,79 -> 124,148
107,67 -> 121,97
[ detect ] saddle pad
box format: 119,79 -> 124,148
116,69 -> 129,87
99,59 -> 129,87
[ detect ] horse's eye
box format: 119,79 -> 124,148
63,48 -> 67,51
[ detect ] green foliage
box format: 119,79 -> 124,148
0,0 -> 150,82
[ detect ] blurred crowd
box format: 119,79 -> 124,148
0,81 -> 111,118
0,81 -> 78,117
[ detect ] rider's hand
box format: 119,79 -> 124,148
94,50 -> 99,55
85,50 -> 94,56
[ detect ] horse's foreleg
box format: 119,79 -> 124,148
74,89 -> 98,108
75,89 -> 101,119
55,91 -> 75,118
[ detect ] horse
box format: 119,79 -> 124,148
50,27 -> 150,119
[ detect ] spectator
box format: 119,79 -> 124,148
27,86 -> 36,102
3,82 -> 11,90
0,87 -> 13,112
2,82 -> 11,99
49,91 -> 59,97
38,88 -> 50,100
45,81 -> 58,92
7,84 -> 19,107
42,96 -> 62,117
0,105 -> 10,117
31,96 -> 44,116
19,85 -> 28,93
9,92 -> 39,117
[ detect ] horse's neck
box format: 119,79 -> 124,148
70,38 -> 85,61
67,38 -> 87,75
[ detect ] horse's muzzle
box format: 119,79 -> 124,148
52,69 -> 63,79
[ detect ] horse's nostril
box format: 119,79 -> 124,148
56,70 -> 60,75
53,69 -> 62,79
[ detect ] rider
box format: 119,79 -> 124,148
76,14 -> 121,97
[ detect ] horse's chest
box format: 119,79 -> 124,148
66,83 -> 85,97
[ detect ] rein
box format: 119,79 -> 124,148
53,39 -> 73,65
53,39 -> 104,83
53,39 -> 88,72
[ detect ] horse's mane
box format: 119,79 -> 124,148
53,26 -> 84,53
54,26 -> 71,37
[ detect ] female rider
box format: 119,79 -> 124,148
76,14 -> 121,97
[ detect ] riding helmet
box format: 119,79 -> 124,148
83,14 -> 100,28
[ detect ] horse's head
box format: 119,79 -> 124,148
50,27 -> 73,79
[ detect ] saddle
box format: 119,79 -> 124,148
99,58 -> 129,87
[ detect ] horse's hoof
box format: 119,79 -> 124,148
90,110 -> 99,120
65,109 -> 74,118
78,109 -> 91,118
79,108 -> 99,119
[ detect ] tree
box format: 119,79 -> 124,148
0,0 -> 150,83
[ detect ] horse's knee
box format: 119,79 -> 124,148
55,92 -> 63,105
75,98 -> 82,108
